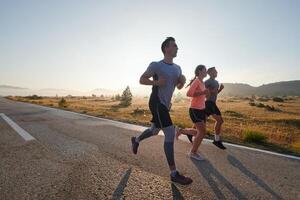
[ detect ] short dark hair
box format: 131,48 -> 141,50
161,37 -> 175,53
207,67 -> 216,73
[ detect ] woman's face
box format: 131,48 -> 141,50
199,67 -> 207,78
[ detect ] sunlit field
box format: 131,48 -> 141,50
8,95 -> 300,156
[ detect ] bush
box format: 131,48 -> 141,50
58,98 -> 67,108
25,94 -> 42,100
249,98 -> 255,102
256,103 -> 265,108
132,107 -> 146,115
257,97 -> 270,102
224,110 -> 245,118
243,130 -> 267,144
273,97 -> 284,102
265,105 -> 281,112
249,102 -> 256,106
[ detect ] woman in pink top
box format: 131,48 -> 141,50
177,65 -> 209,160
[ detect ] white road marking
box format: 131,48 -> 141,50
0,113 -> 35,141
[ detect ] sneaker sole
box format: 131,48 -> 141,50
131,137 -> 138,154
187,154 -> 205,161
213,142 -> 226,150
171,180 -> 193,186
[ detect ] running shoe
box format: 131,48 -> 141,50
131,137 -> 139,154
170,171 -> 193,185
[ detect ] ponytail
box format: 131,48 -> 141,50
186,76 -> 197,88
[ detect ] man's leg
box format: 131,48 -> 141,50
131,123 -> 160,154
137,123 -> 160,142
162,125 -> 193,185
211,114 -> 226,149
162,125 -> 176,171
212,114 -> 224,141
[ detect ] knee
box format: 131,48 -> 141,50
218,118 -> 224,124
151,128 -> 160,136
163,126 -> 175,142
150,125 -> 160,136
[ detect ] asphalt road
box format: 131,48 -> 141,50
0,97 -> 299,200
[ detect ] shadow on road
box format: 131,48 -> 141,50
111,167 -> 132,200
227,154 -> 283,200
171,183 -> 185,200
192,159 -> 246,200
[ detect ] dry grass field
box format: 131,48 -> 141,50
8,95 -> 300,156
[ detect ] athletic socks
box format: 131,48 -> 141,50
135,137 -> 140,143
170,170 -> 178,177
214,134 -> 220,141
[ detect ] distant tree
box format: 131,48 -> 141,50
58,98 -> 67,108
26,94 -> 42,100
92,94 -> 96,98
119,86 -> 133,107
174,92 -> 183,103
100,94 -> 104,98
115,94 -> 121,101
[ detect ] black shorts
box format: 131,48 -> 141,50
149,98 -> 173,128
205,101 -> 221,116
189,108 -> 206,123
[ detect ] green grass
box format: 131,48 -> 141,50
243,130 -> 267,144
224,110 -> 245,118
273,119 -> 300,129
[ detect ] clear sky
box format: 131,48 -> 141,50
1,0 -> 299,91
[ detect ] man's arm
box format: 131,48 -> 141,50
218,84 -> 224,93
139,62 -> 166,87
208,87 -> 218,95
139,74 -> 165,86
176,74 -> 186,90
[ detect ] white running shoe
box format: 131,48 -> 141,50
188,152 -> 205,161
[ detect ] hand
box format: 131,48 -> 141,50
177,75 -> 186,89
220,84 -> 224,90
155,79 -> 166,86
178,75 -> 186,85
194,89 -> 209,97
204,89 -> 210,95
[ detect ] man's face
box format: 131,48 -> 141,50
209,68 -> 218,78
165,41 -> 178,57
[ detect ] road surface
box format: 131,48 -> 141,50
0,97 -> 299,200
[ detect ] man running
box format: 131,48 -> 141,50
205,67 -> 226,149
131,37 -> 192,185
